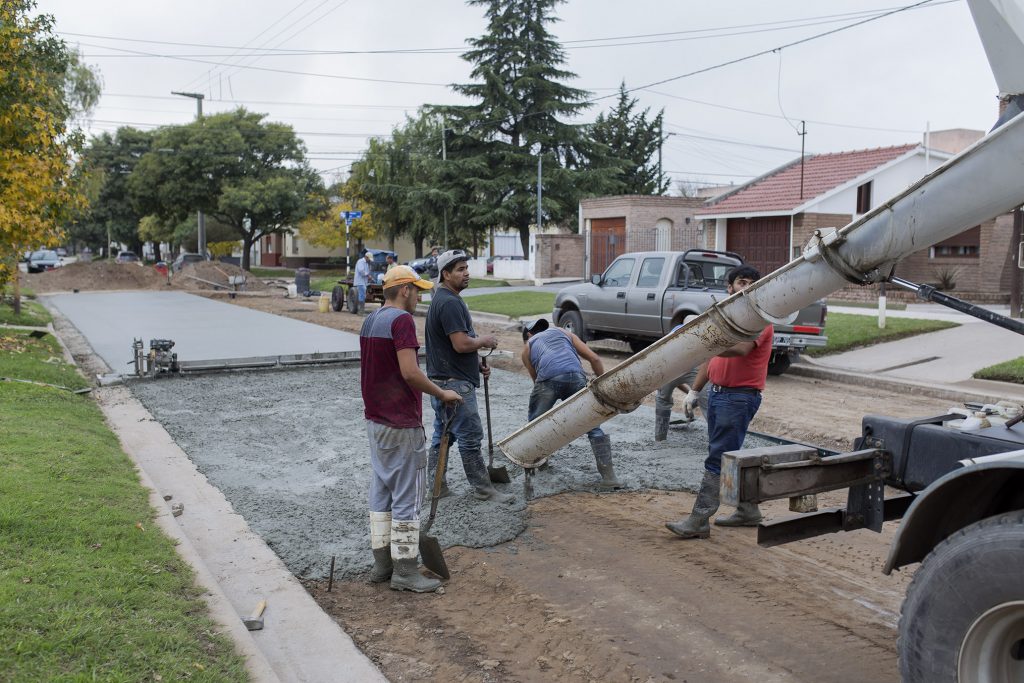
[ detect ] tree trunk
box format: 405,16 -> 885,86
518,223 -> 530,260
12,265 -> 21,317
241,235 -> 254,272
152,241 -> 162,263
415,237 -> 423,258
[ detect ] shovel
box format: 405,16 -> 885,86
482,356 -> 511,483
419,428 -> 451,580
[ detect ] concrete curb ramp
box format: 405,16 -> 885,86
97,385 -> 386,683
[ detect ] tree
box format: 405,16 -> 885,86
130,109 -> 325,271
435,0 -> 619,255
74,127 -> 154,256
591,82 -> 669,195
297,179 -> 380,266
0,0 -> 99,313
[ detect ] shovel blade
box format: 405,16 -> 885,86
488,465 -> 511,484
418,533 -> 449,580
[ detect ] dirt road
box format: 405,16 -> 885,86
210,294 -> 947,682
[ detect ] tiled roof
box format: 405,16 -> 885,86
700,144 -> 919,215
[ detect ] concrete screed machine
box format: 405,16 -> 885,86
497,1 -> 1024,681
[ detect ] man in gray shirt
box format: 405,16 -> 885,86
425,250 -> 514,503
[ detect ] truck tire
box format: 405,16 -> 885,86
558,310 -> 589,341
897,510 -> 1024,683
331,285 -> 345,312
347,286 -> 359,314
628,339 -> 651,354
767,352 -> 792,376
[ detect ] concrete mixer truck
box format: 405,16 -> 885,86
498,1 -> 1024,679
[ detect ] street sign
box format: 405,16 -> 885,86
340,210 -> 363,220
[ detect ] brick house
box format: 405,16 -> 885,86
694,139 -> 1014,303
578,195 -> 708,278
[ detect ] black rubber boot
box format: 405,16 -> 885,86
389,520 -> 442,593
714,502 -> 763,527
466,456 -> 514,503
654,408 -> 671,442
390,558 -> 442,593
665,471 -> 720,539
590,434 -> 622,490
369,547 -> 393,583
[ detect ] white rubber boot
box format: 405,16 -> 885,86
369,511 -> 392,582
390,519 -> 442,593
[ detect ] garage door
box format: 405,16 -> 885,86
590,217 -> 626,275
726,216 -> 790,276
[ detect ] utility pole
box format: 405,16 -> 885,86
441,122 -> 448,248
171,91 -> 206,256
798,120 -> 807,200
536,153 -> 543,231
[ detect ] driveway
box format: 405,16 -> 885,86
47,291 -> 360,371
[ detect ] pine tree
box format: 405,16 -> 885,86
591,82 -> 669,195
437,0 -> 618,255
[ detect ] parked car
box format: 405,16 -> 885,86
486,254 -> 524,274
407,255 -> 437,279
27,250 -> 63,273
115,251 -> 141,264
172,252 -> 210,273
552,250 -> 828,375
55,247 -> 68,257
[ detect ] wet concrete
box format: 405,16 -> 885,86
130,366 -> 771,580
48,291 -> 360,370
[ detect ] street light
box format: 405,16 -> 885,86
171,91 -> 206,256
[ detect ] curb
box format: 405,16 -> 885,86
788,361 -> 1024,405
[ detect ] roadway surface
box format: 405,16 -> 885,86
47,291 -> 360,371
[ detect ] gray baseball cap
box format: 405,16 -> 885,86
435,249 -> 469,282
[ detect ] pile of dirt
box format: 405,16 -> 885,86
21,261 -> 169,293
171,262 -> 268,292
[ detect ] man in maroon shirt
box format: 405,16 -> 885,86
360,265 -> 461,592
666,265 -> 773,540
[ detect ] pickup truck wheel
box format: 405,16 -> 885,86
330,285 -> 345,312
557,310 -> 589,341
898,511 -> 1024,683
767,352 -> 792,376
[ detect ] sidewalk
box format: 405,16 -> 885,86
794,303 -> 1024,404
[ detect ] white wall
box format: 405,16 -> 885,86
813,152 -> 946,217
468,258 -> 487,277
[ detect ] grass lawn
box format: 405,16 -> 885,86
463,291 -> 555,318
0,331 -> 87,389
0,334 -> 248,681
468,278 -> 509,288
805,312 -> 959,356
0,299 -> 52,327
974,357 -> 1024,384
247,267 -> 295,278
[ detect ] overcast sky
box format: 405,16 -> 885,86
39,0 -> 998,192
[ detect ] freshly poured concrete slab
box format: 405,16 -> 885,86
47,291 -> 359,370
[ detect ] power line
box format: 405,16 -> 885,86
600,0 -> 942,101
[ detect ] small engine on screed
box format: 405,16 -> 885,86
131,338 -> 179,377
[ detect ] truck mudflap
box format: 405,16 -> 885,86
883,452 -> 1024,574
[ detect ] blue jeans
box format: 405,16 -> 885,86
356,284 -> 367,303
528,372 -> 604,440
429,379 -> 488,487
704,389 -> 761,475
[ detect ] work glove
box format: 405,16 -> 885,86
683,389 -> 700,420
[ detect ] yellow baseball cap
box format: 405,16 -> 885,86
382,264 -> 433,290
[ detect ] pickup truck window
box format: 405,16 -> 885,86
602,258 -> 635,287
637,258 -> 664,288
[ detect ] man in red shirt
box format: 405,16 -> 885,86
666,265 -> 773,539
360,265 -> 462,592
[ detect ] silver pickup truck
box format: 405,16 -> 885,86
552,249 -> 828,375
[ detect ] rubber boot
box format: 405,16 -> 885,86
654,408 -> 671,442
590,434 -> 622,490
369,511 -> 393,582
665,471 -> 720,539
467,457 -> 515,504
714,502 -> 763,527
389,519 -> 442,593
